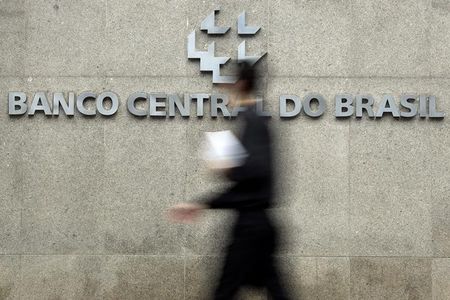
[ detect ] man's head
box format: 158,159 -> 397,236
218,61 -> 259,107
235,61 -> 256,95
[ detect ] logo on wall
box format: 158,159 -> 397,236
187,9 -> 266,84
4,7 -> 445,120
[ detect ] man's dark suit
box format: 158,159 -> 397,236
203,105 -> 290,300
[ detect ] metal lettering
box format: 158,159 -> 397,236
211,94 -> 230,117
76,92 -> 96,116
127,92 -> 147,116
355,95 -> 375,118
190,94 -> 209,117
303,94 -> 325,118
8,92 -> 27,115
399,95 -> 417,118
168,94 -> 190,117
429,96 -> 445,118
419,95 -> 427,118
376,95 -> 400,118
53,92 -> 75,116
255,97 -> 271,117
96,92 -> 119,116
29,92 -> 52,115
149,94 -> 167,117
335,94 -> 354,118
279,95 -> 301,118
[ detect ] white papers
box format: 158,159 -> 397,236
202,130 -> 248,169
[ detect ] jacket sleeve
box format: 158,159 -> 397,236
225,144 -> 270,182
200,121 -> 272,210
226,120 -> 271,182
201,182 -> 270,210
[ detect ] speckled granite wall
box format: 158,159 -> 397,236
0,0 -> 449,299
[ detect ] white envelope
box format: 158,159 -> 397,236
202,130 -> 248,169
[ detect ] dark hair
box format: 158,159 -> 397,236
237,61 -> 256,93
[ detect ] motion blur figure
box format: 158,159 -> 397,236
169,62 -> 290,300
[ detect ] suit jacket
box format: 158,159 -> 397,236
204,104 -> 273,212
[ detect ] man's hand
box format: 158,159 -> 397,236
167,203 -> 206,224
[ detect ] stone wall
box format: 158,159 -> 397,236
0,0 -> 449,299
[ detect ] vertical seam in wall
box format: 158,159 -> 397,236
105,0 -> 108,31
19,2 -> 29,298
102,0 -> 107,186
347,117 -> 351,256
183,248 -> 186,300
426,0 -> 434,260
347,256 -> 351,300
181,6 -> 190,292
182,80 -> 189,300
347,118 -> 351,300
315,258 -> 319,300
18,254 -> 23,300
183,108 -> 189,300
425,0 -> 432,78
184,0 -> 189,81
102,0 -> 108,261
23,0 -> 28,79
431,259 -> 435,300
104,0 -> 108,80
265,0 -> 270,109
18,190 -> 23,297
266,0 -> 270,79
346,3 -> 355,296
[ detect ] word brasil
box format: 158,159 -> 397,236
7,92 -> 445,119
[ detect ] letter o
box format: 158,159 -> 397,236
97,91 -> 119,116
303,94 -> 326,117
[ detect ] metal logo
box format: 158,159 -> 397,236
187,9 -> 266,84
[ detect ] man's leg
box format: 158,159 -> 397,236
265,258 -> 290,300
213,246 -> 247,300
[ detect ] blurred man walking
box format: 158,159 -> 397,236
169,63 -> 290,300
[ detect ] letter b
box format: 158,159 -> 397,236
335,94 -> 354,117
8,92 -> 27,115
